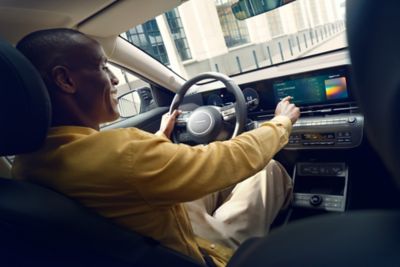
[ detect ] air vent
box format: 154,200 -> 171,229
252,102 -> 359,121
299,102 -> 359,117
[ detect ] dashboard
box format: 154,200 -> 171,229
199,64 -> 364,150
174,53 -> 398,214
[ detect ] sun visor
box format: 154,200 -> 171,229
78,0 -> 188,38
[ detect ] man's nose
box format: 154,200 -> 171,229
109,70 -> 119,86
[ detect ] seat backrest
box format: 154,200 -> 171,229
227,210 -> 400,267
0,36 -> 50,156
0,36 -> 202,266
0,177 -> 202,267
346,0 -> 400,186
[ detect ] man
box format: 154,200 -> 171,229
12,28 -> 300,267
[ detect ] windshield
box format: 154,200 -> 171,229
120,0 -> 346,80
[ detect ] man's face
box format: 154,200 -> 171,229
67,39 -> 120,125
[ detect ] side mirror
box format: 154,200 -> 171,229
117,86 -> 157,118
117,90 -> 141,118
232,0 -> 296,20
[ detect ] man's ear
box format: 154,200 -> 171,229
51,66 -> 77,94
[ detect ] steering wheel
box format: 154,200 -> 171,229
169,72 -> 247,144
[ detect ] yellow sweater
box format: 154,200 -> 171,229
12,115 -> 291,266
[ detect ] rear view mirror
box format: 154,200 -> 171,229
232,0 -> 296,20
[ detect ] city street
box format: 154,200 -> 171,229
301,31 -> 347,57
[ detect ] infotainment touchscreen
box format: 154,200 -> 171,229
273,73 -> 349,105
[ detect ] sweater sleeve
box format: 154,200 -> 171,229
126,115 -> 292,205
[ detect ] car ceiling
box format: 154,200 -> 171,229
0,0 -> 188,44
0,0 -> 188,92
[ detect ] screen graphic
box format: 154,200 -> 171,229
325,77 -> 348,100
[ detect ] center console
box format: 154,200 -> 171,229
261,65 -> 360,215
285,113 -> 361,214
292,162 -> 348,212
201,64 -> 363,216
269,66 -> 360,215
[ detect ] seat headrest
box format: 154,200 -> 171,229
347,0 -> 400,186
0,37 -> 51,156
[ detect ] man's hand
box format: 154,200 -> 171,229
275,96 -> 300,125
159,110 -> 181,139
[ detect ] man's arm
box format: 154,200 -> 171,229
127,97 -> 299,205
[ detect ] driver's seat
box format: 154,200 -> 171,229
0,36 -> 202,266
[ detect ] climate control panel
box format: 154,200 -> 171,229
285,114 -> 364,149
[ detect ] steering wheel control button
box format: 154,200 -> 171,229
178,132 -> 190,142
309,195 -> 323,206
221,108 -> 235,116
176,112 -> 190,126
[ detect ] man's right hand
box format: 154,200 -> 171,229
159,109 -> 181,139
274,96 -> 300,125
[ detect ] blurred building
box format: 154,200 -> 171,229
121,0 -> 345,79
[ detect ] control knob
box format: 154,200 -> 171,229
309,195 -> 323,206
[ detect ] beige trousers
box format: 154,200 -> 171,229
185,160 -> 293,250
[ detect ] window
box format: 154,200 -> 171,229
101,64 -> 157,127
125,20 -> 170,65
216,0 -> 250,48
118,0 -> 347,79
165,8 -> 192,61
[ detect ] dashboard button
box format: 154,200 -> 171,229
327,134 -> 335,139
295,194 -> 308,200
310,195 -> 323,206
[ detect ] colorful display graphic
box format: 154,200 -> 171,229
325,77 -> 348,100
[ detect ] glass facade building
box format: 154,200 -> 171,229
165,9 -> 192,61
125,19 -> 170,65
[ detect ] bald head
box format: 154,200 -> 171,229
16,28 -> 99,90
16,28 -> 120,129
